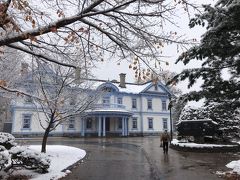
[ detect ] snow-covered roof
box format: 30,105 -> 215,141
111,81 -> 151,94
70,77 -> 172,95
88,80 -> 169,94
176,119 -> 218,125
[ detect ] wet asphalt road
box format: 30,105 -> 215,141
17,137 -> 240,180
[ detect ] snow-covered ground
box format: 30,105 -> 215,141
12,145 -> 86,180
171,139 -> 238,148
226,160 -> 240,174
225,141 -> 240,175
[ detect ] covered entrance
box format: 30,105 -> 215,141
81,109 -> 132,137
105,117 -> 110,132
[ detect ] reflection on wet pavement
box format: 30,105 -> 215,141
17,137 -> 240,180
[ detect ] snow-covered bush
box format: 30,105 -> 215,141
9,146 -> 50,173
0,146 -> 9,171
0,132 -> 16,149
0,132 -> 50,174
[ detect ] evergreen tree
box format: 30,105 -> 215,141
179,104 -> 240,140
169,0 -> 240,110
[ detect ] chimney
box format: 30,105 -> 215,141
21,63 -> 28,76
119,73 -> 126,88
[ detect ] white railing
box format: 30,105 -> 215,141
93,103 -> 126,110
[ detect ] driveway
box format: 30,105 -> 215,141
18,137 -> 240,180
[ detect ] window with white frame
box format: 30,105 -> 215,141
163,118 -> 168,130
117,97 -> 123,105
132,117 -> 138,129
22,114 -> 31,129
148,118 -> 153,129
132,98 -> 137,109
162,100 -> 167,111
68,116 -> 75,129
118,117 -> 122,129
147,99 -> 152,109
86,118 -> 92,129
102,96 -> 110,105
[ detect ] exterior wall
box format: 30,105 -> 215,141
122,95 -> 140,111
62,117 -> 81,135
141,114 -> 170,132
12,108 -> 65,135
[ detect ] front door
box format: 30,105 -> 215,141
106,117 -> 110,131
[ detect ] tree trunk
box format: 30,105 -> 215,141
41,115 -> 55,153
41,127 -> 50,153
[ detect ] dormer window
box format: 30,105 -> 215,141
102,87 -> 113,92
98,82 -> 119,93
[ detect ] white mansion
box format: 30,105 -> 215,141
10,68 -> 173,137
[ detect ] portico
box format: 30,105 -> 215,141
81,109 -> 132,137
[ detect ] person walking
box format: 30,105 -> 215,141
160,130 -> 170,154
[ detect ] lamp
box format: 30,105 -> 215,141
168,94 -> 173,141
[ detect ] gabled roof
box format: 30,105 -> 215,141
141,81 -> 173,96
88,79 -> 171,95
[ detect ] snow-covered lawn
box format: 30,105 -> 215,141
171,139 -> 238,148
12,145 -> 86,180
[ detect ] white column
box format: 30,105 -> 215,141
122,117 -> 125,136
124,117 -> 127,136
103,116 -> 106,137
126,118 -> 129,136
98,116 -> 102,137
81,118 -> 85,137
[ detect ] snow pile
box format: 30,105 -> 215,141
226,160 -> 240,174
28,145 -> 86,180
172,139 -> 238,148
225,141 -> 240,175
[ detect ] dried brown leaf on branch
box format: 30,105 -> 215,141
0,79 -> 7,87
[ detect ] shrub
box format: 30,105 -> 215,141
9,146 -> 50,173
0,132 -> 50,174
0,132 -> 16,150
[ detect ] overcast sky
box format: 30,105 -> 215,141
93,0 -> 215,95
